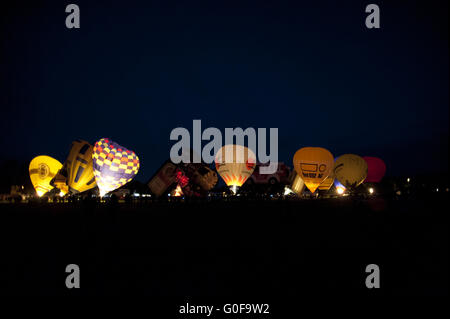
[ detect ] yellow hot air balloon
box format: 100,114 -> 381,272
334,154 -> 368,189
29,155 -> 63,197
63,140 -> 97,194
215,144 -> 256,194
318,172 -> 335,191
293,147 -> 334,193
52,172 -> 69,196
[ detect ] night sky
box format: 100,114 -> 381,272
1,0 -> 448,182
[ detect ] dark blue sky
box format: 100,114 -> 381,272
1,0 -> 448,181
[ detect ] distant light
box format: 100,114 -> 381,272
369,188 -> 374,194
133,193 -> 140,197
407,178 -> 410,183
336,187 -> 345,195
59,191 -> 64,197
436,188 -> 439,192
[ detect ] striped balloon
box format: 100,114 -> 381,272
318,174 -> 335,191
92,138 -> 140,196
215,144 -> 256,193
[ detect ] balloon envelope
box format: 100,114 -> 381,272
318,173 -> 335,191
29,155 -> 63,197
147,160 -> 178,197
293,147 -> 334,193
215,145 -> 256,191
92,138 -> 140,196
363,156 -> 386,183
289,171 -> 305,195
64,140 -> 97,194
334,154 -> 368,189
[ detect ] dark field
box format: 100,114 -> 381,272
0,195 -> 448,297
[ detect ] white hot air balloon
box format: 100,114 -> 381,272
214,144 -> 256,194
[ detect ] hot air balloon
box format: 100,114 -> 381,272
60,140 -> 97,194
176,149 -> 218,194
363,156 -> 386,183
293,147 -> 334,193
215,144 -> 256,194
29,156 -> 63,197
318,171 -> 335,191
334,154 -> 368,189
147,160 -> 178,197
285,171 -> 305,195
92,138 -> 140,196
193,165 -> 218,191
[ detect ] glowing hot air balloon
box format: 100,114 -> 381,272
29,155 -> 63,197
62,140 -> 97,194
285,171 -> 305,196
318,173 -> 335,191
334,154 -> 368,189
293,147 -> 334,193
363,156 -> 386,183
92,138 -> 140,196
215,144 -> 256,194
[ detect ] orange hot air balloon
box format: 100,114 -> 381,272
293,147 -> 334,193
215,144 -> 256,194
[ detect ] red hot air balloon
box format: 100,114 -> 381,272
363,156 -> 386,183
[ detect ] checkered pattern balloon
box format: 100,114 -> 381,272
92,138 -> 140,196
